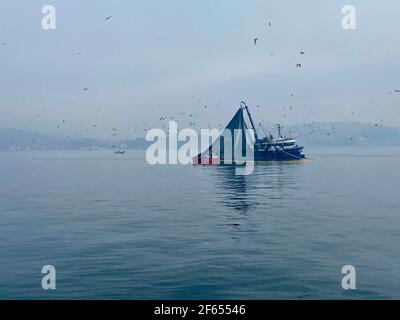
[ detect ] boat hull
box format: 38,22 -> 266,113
254,146 -> 305,161
193,147 -> 305,165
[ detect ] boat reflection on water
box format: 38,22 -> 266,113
211,162 -> 305,235
214,166 -> 252,214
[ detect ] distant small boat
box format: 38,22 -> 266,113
113,149 -> 126,154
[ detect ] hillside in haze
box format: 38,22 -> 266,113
1,122 -> 400,151
286,122 -> 400,147
0,128 -> 147,151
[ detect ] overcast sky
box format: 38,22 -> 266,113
0,0 -> 399,139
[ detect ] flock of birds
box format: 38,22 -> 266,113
2,15 -> 399,145
253,21 -> 305,68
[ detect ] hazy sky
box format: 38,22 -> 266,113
0,0 -> 400,139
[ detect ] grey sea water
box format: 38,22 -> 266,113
0,147 -> 399,299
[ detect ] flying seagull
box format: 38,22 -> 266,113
253,38 -> 258,46
105,16 -> 112,21
296,63 -> 302,68
300,51 -> 305,55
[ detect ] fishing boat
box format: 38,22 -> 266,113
193,101 -> 306,164
113,149 -> 126,154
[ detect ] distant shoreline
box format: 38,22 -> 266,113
1,121 -> 400,151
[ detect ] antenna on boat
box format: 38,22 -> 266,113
277,124 -> 283,139
241,101 -> 259,142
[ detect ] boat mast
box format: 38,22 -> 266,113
241,101 -> 259,142
277,124 -> 283,138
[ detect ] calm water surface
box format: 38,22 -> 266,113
0,147 -> 399,299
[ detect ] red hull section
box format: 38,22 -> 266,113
192,156 -> 220,165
